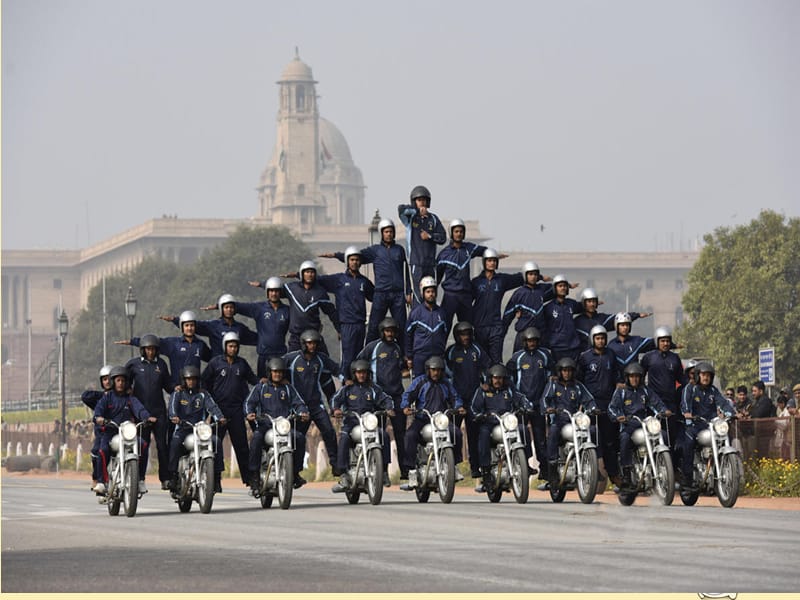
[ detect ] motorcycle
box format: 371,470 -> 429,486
617,414 -> 675,506
549,408 -> 599,504
252,414 -> 297,510
101,420 -> 145,517
479,411 -> 529,503
403,408 -> 457,504
171,420 -> 218,514
679,416 -> 742,508
333,411 -> 387,505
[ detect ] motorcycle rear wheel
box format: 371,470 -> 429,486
437,447 -> 456,504
577,448 -> 598,504
415,487 -> 431,503
366,449 -> 384,506
549,462 -> 567,503
260,494 -> 274,509
197,458 -> 215,514
277,453 -> 294,510
680,487 -> 700,506
715,453 -> 741,508
653,451 -> 675,506
345,489 -> 361,504
123,461 -> 139,518
617,489 -> 638,505
511,448 -> 530,504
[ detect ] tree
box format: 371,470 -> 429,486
676,210 -> 800,388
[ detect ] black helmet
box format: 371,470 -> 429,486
379,317 -> 399,332
487,364 -> 508,379
696,361 -> 715,383
180,365 -> 201,381
108,365 -> 129,382
350,359 -> 371,379
521,327 -> 541,341
624,363 -> 645,377
424,356 -> 445,371
410,185 -> 431,206
267,357 -> 286,373
300,329 -> 322,347
139,334 -> 160,357
453,321 -> 474,337
556,357 -> 576,371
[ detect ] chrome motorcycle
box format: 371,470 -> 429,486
101,420 -> 144,517
333,411 -> 386,505
549,408 -> 599,504
617,414 -> 675,506
680,416 -> 742,508
252,414 -> 296,510
403,408 -> 457,504
480,411 -> 529,503
172,420 -> 217,514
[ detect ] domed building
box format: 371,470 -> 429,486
257,52 -> 365,232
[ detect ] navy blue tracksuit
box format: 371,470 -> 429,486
282,280 -> 340,354
233,299 -> 291,378
330,382 -> 393,471
405,301 -> 448,376
471,385 -> 531,468
609,384 -> 666,467
540,379 -> 597,462
93,392 -> 151,484
607,335 -> 656,381
167,388 -> 225,475
81,389 -> 105,483
680,383 -> 735,481
435,241 -> 487,330
641,348 -> 687,455
169,316 -> 257,358
502,282 -> 554,352
576,347 -> 621,477
471,271 -> 524,364
398,204 -> 447,306
542,297 -> 583,363
132,335 -> 211,388
202,354 -> 258,484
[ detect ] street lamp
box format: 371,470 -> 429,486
58,310 -> 69,466
124,286 -> 137,358
368,209 -> 381,247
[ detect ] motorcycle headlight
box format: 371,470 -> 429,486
712,419 -> 729,437
120,421 -> 137,442
362,412 -> 379,432
196,422 -> 213,441
644,417 -> 662,436
501,413 -> 518,431
433,412 -> 450,431
274,417 -> 291,436
109,435 -> 121,453
574,412 -> 591,430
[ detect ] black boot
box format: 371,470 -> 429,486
548,461 -> 560,486
621,465 -> 635,490
214,471 -> 222,494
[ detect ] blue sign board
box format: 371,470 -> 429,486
759,347 -> 775,386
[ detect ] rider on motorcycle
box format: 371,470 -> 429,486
82,365 -> 114,492
679,361 -> 735,492
400,356 -> 466,477
608,362 -> 670,488
471,363 -> 532,492
540,357 -> 597,487
245,358 -> 310,489
330,359 -> 395,491
93,366 -> 156,494
167,366 -> 227,492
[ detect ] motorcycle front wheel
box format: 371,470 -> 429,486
577,448 -> 598,504
260,493 -> 273,509
366,448 -> 384,506
617,489 -> 638,505
123,461 -> 139,517
715,453 -> 741,508
437,447 -> 456,504
510,448 -> 530,504
277,453 -> 294,510
653,451 -> 675,506
107,460 -> 121,516
197,458 -> 215,514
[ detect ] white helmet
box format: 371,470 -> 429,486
614,312 -> 632,326
265,276 -> 282,291
482,248 -> 499,260
552,274 -> 568,285
344,246 -> 361,262
299,260 -> 316,273
523,261 -> 540,273
419,276 -> 437,293
655,325 -> 672,340
179,310 -> 197,329
378,218 -> 395,232
99,364 -> 113,386
217,293 -> 236,314
449,219 -> 465,236
590,325 -> 608,340
222,331 -> 240,347
580,288 -> 598,302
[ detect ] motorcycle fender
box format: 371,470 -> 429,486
437,440 -> 454,450
720,446 -> 740,457
199,449 -> 215,460
581,441 -> 597,450
277,445 -> 293,456
510,441 -> 525,451
654,444 -> 670,454
367,442 -> 382,452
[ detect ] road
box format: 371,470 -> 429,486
2,475 -> 798,593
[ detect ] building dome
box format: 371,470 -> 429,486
278,53 -> 316,83
319,118 -> 354,165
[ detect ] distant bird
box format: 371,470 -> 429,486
540,224 -> 545,233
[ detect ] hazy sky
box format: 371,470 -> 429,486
3,0 -> 798,253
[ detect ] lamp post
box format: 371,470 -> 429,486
58,310 -> 69,465
124,286 -> 138,358
367,209 -> 381,281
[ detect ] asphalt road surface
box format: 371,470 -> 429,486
2,476 -> 798,593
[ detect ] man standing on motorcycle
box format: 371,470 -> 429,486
81,365 -> 114,493
471,364 -> 531,493
540,357 -> 597,487
167,366 -> 227,492
93,366 -> 157,494
445,321 -> 491,479
356,317 -> 407,477
609,363 -> 669,490
284,329 -> 341,474
507,327 -> 553,484
679,362 -> 736,492
201,331 -> 259,492
124,334 -> 173,493
405,276 -> 448,377
245,358 -> 310,489
330,360 -> 395,491
400,356 -> 466,478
